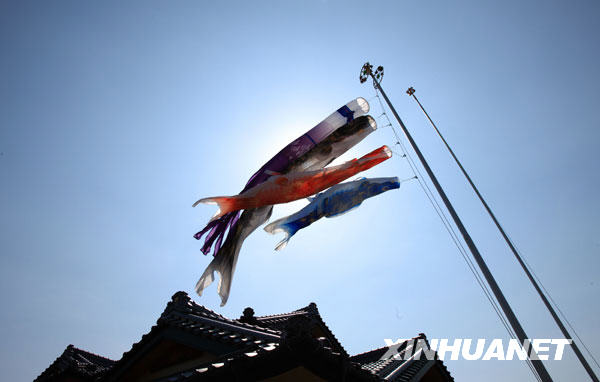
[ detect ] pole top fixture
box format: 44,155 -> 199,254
359,62 -> 372,83
406,87 -> 415,96
360,62 -> 384,84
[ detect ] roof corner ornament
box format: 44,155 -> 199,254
240,307 -> 258,324
170,291 -> 191,305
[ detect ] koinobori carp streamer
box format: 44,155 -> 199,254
194,98 -> 370,257
193,145 -> 392,219
264,177 -> 401,250
194,116 -> 378,305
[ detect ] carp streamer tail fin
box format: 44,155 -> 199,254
195,238 -> 242,306
192,196 -> 243,221
264,220 -> 297,251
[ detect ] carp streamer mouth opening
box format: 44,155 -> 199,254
355,97 -> 370,114
367,115 -> 377,132
383,145 -> 392,158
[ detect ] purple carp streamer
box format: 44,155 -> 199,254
195,115 -> 377,305
194,98 -> 369,257
264,177 -> 401,250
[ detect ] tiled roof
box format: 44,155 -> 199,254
154,342 -> 284,381
34,344 -> 116,381
353,338 -> 415,379
351,344 -> 397,364
158,327 -> 378,382
248,301 -> 348,357
384,358 -> 454,382
158,292 -> 281,343
102,292 -> 283,380
351,334 -> 453,382
34,292 -> 453,382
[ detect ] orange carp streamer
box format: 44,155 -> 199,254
193,145 -> 392,219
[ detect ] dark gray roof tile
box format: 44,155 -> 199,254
34,344 -> 116,381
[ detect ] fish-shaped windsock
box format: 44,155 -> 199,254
193,145 -> 392,220
264,177 -> 400,250
296,115 -> 377,172
194,98 -> 369,256
195,205 -> 272,306
194,116 -> 378,305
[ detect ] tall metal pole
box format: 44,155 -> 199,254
360,63 -> 553,382
406,86 -> 599,382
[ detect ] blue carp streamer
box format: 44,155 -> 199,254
264,177 -> 400,250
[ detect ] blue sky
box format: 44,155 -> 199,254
1,1 -> 599,381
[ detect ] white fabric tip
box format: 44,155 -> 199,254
209,207 -> 223,221
192,198 -> 217,207
355,97 -> 370,114
366,115 -> 377,131
383,146 -> 392,158
274,237 -> 290,251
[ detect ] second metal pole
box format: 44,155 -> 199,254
363,65 -> 553,382
407,87 -> 598,382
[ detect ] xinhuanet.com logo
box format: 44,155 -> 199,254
382,338 -> 572,361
